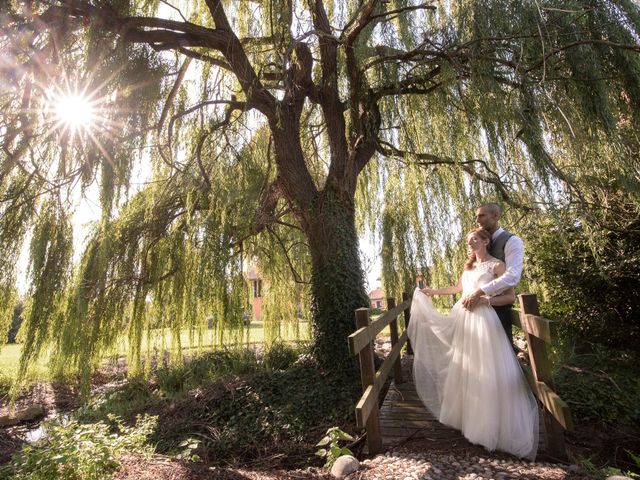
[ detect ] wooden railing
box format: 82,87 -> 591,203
513,293 -> 573,460
348,292 -> 411,454
348,291 -> 573,459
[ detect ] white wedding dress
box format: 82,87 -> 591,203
408,260 -> 539,460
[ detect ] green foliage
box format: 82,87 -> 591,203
2,0 -> 640,389
579,455 -> 640,480
152,355 -> 360,464
0,372 -> 11,399
18,200 -> 73,381
5,414 -> 156,480
154,347 -> 260,396
553,344 -> 640,425
175,437 -> 202,462
261,341 -> 301,372
525,210 -> 640,350
315,427 -> 355,468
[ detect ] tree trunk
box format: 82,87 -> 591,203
304,187 -> 369,375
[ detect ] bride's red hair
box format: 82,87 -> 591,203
464,228 -> 492,270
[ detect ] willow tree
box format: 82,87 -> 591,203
1,0 -> 639,381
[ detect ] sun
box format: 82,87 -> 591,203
50,92 -> 96,133
54,94 -> 95,130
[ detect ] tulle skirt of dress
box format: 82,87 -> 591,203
407,288 -> 539,460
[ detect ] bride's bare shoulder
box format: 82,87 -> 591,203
491,259 -> 506,276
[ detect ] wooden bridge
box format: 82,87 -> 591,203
348,292 -> 574,461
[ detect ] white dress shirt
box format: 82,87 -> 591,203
481,227 -> 524,297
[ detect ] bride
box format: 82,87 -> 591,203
408,227 -> 539,460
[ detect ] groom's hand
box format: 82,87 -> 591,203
462,288 -> 484,311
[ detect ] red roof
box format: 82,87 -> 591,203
368,287 -> 384,301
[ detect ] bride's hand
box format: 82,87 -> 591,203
421,287 -> 436,296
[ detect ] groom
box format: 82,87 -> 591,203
462,203 -> 524,345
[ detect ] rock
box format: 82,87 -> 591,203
606,477 -> 635,480
0,415 -> 19,427
0,404 -> 45,427
331,455 -> 360,478
567,464 -> 582,473
15,404 -> 45,422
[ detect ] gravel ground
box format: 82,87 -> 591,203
347,449 -> 587,480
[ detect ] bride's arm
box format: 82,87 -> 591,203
421,280 -> 462,296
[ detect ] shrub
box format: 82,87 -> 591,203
261,341 -> 301,371
80,377 -> 159,423
524,217 -> 640,350
6,414 -> 157,480
553,344 -> 640,425
152,355 -> 360,464
155,348 -> 260,395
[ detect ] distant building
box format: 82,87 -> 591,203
246,267 -> 263,321
368,287 -> 385,309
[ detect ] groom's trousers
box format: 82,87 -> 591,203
493,305 -> 514,346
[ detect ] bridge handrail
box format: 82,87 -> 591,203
348,300 -> 410,356
513,294 -> 574,459
348,293 -> 411,455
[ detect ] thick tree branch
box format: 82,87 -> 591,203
158,57 -> 192,133
307,0 -> 349,188
203,0 -> 276,116
369,3 -> 436,21
55,0 -> 276,116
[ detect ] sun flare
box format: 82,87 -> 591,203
51,93 -> 96,132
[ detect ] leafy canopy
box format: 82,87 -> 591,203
0,0 -> 639,380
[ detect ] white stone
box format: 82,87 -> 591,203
331,455 -> 360,478
606,476 -> 635,480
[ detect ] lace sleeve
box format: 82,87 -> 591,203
489,260 -> 503,276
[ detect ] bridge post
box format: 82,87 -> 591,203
387,297 -> 403,384
355,308 -> 383,454
519,294 -> 568,461
402,292 -> 413,355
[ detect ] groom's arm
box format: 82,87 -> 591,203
481,236 -> 524,296
462,236 -> 524,309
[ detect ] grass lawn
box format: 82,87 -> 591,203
0,320 -> 312,383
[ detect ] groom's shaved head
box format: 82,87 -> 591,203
475,203 -> 501,233
479,202 -> 501,218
